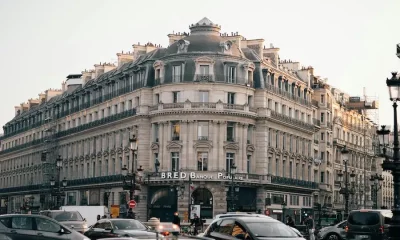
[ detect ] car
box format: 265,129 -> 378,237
203,216 -> 305,240
156,222 -> 180,236
0,213 -> 90,240
346,209 -> 391,240
317,220 -> 346,240
40,210 -> 89,233
198,212 -> 272,237
84,218 -> 163,239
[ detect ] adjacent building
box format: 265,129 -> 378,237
0,17 -> 380,222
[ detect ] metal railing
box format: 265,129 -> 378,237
270,110 -> 315,131
265,84 -> 311,107
270,175 -> 319,189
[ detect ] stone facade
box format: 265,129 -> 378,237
0,17 -> 379,222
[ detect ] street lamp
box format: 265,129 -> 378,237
370,173 -> 384,209
337,146 -> 355,219
122,164 -> 144,201
50,155 -> 67,209
382,70 -> 400,240
104,188 -> 111,207
229,163 -> 237,212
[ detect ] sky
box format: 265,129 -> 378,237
0,0 -> 399,133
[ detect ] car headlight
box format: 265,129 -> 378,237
82,224 -> 88,229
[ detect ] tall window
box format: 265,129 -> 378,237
199,91 -> 209,102
276,159 -> 279,177
197,152 -> 208,171
227,122 -> 235,142
199,65 -> 210,75
171,121 -> 180,141
247,126 -> 253,144
226,153 -> 235,173
112,158 -> 116,174
228,66 -> 236,83
92,162 -> 96,177
171,152 -> 179,172
105,160 -> 109,175
173,91 -> 181,103
321,113 -> 325,123
227,92 -> 235,104
153,123 -> 159,142
247,155 -> 251,174
198,121 -> 209,140
172,65 -> 182,82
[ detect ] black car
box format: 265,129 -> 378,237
0,214 -> 89,240
346,209 -> 391,240
203,216 -> 305,240
84,218 -> 162,240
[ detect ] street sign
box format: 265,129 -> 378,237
128,200 -> 136,209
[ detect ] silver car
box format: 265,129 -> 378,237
317,220 -> 347,240
40,210 -> 89,233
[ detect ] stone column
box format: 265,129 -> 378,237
137,119 -> 151,171
181,120 -> 188,170
188,120 -> 195,170
219,121 -> 227,170
242,124 -> 248,173
254,122 -> 268,175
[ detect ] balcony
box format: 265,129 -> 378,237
313,118 -> 321,127
0,109 -> 137,155
319,183 -> 332,192
314,139 -> 319,144
269,110 -> 315,131
0,175 -> 124,194
198,136 -> 209,141
149,101 -> 257,114
195,74 -> 213,82
270,175 -> 319,189
265,84 -> 312,107
333,138 -> 345,146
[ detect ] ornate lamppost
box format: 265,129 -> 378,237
379,66 -> 400,239
337,146 -> 355,219
226,163 -> 237,212
50,155 -> 67,208
121,165 -> 143,201
370,173 -> 384,209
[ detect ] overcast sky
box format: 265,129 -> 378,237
0,0 -> 399,133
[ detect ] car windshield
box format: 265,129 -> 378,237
113,220 -> 147,230
348,212 -> 380,225
52,211 -> 83,222
246,222 -> 298,237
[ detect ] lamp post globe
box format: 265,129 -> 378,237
62,177 -> 67,187
50,176 -> 55,187
121,165 -> 129,177
231,163 -> 237,175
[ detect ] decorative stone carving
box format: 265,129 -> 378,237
194,140 -> 213,149
103,151 -> 109,157
91,153 -> 96,159
124,147 -> 130,153
85,155 -> 90,160
117,147 -> 123,154
151,143 -> 159,153
268,147 -> 275,153
177,39 -> 190,54
223,142 -> 239,151
110,149 -> 116,155
246,144 -> 255,153
166,141 -> 183,152
79,156 -> 84,161
97,152 -> 102,158
220,40 -> 233,54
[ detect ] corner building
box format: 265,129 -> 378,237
0,18 -> 319,222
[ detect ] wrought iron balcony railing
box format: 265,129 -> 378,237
270,110 -> 315,131
270,175 -> 319,189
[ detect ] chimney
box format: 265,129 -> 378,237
103,63 -> 116,73
81,70 -> 93,85
117,52 -> 134,67
65,74 -> 83,92
94,63 -> 105,78
14,106 -> 22,117
61,81 -> 66,92
38,93 -> 46,104
263,47 -> 280,65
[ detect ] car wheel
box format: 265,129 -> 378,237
325,233 -> 341,240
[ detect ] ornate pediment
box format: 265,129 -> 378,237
124,147 -> 130,153
166,141 -> 183,152
69,158 -> 74,163
151,143 -> 159,153
282,150 -> 289,156
91,153 -> 96,159
97,151 -> 103,158
194,140 -> 213,149
289,153 -> 296,158
194,56 -> 215,64
153,60 -> 164,69
223,142 -> 239,151
246,144 -> 255,153
275,148 -> 282,155
117,147 -> 123,154
85,155 -> 90,160
79,156 -> 84,161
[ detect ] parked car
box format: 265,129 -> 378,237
84,218 -> 162,239
40,210 -> 88,233
317,220 -> 346,240
0,213 -> 89,240
202,216 -> 305,240
346,209 -> 392,240
198,212 -> 271,237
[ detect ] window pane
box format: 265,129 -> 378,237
200,65 -> 209,75
247,222 -> 297,237
197,152 -> 208,171
36,218 -> 61,233
11,217 -> 33,230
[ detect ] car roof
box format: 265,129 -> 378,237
218,216 -> 279,223
351,209 -> 392,218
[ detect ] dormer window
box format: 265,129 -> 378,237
153,60 -> 165,84
177,40 -> 190,54
195,57 -> 215,82
172,65 -> 182,83
228,66 -> 236,83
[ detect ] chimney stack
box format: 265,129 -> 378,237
65,74 -> 83,92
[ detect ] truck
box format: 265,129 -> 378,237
60,205 -> 110,227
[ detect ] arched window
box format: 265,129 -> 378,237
191,188 -> 213,219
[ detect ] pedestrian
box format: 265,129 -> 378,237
172,212 -> 181,227
305,215 -> 315,240
127,208 -> 135,219
190,214 -> 203,235
286,215 -> 295,227
97,215 -> 101,221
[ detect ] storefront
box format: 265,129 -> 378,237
148,186 -> 177,222
227,187 -> 257,212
